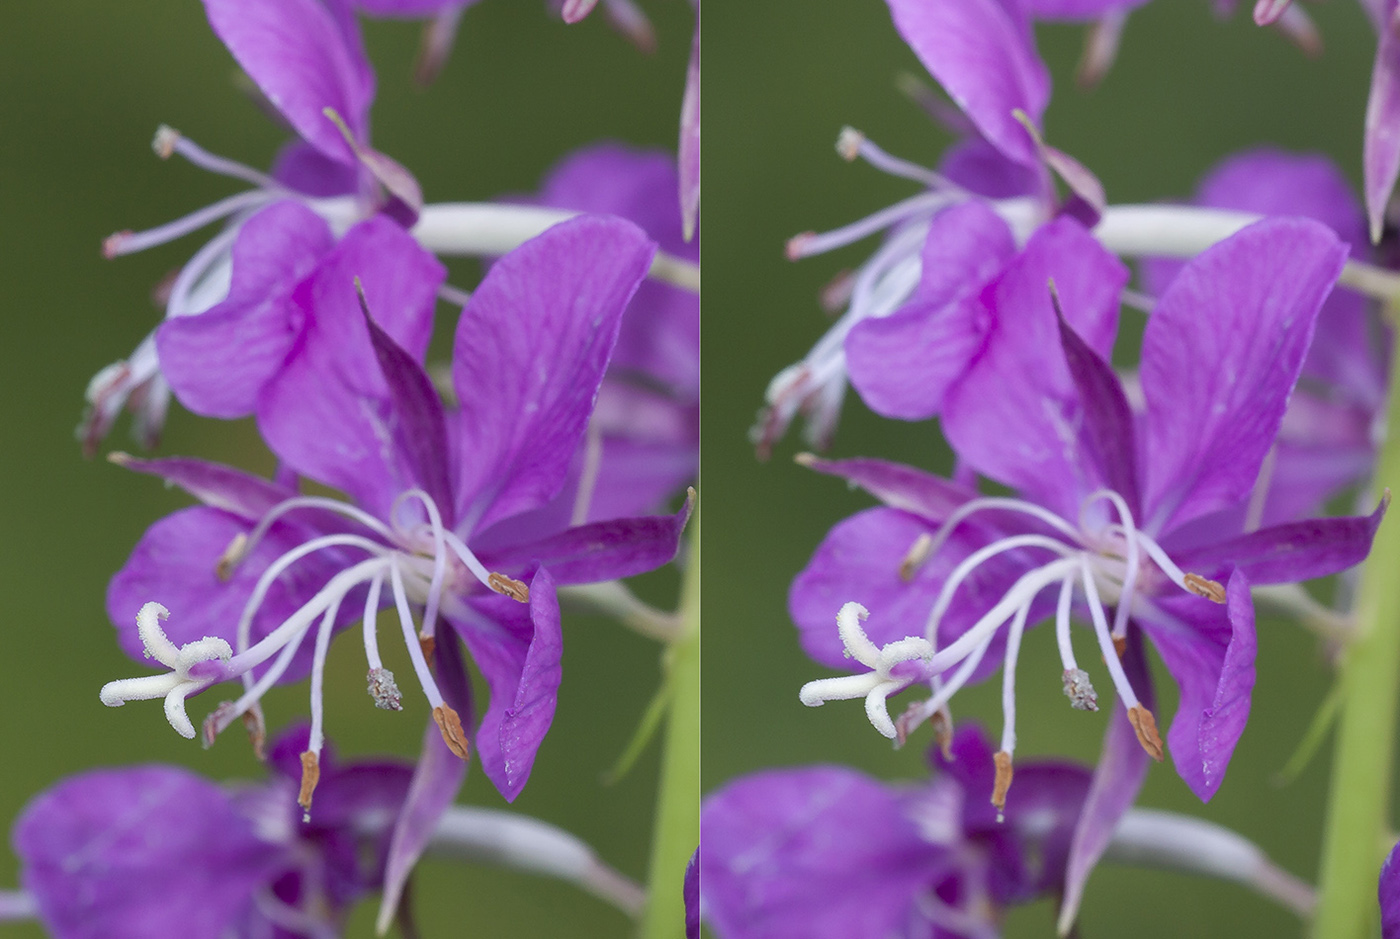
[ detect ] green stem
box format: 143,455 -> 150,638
640,509 -> 700,939
1312,337 -> 1400,939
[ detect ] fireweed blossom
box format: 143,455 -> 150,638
98,216 -> 690,809
1,727 -> 645,939
791,218 -> 1386,921
84,0 -> 700,454
700,726 -> 1313,939
754,0 -> 1400,456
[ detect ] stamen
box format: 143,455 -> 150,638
306,593 -> 345,797
395,490 -> 449,639
999,602 -> 1031,761
235,497 -> 398,574
1079,558 -> 1143,713
992,751 -> 1014,823
102,190 -> 271,258
1082,490 -> 1141,640
442,530 -> 528,601
835,126 -> 966,192
368,668 -> 403,711
487,572 -> 530,603
923,534 -> 1075,643
785,191 -> 951,260
1128,705 -> 1165,762
298,751 -> 320,821
1063,668 -> 1099,711
571,421 -> 605,527
1184,573 -> 1227,604
362,570 -> 387,671
432,704 -> 470,760
216,533 -> 248,582
925,497 -> 1083,566
154,125 -> 280,189
899,533 -> 935,582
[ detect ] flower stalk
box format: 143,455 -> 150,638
641,507 -> 700,939
1313,333 -> 1400,939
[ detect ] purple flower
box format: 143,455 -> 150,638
12,726 -> 413,939
702,726 -> 1315,938
1143,148 -> 1385,527
790,218 -> 1379,918
1381,840 -> 1400,939
100,216 -> 690,805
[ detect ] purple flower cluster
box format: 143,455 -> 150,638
6,0 -> 697,936
706,0 -> 1396,935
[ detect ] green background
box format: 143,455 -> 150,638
704,1 -> 1380,937
0,2 -> 690,937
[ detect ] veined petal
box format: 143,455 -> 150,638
941,218 -> 1129,519
157,202 -> 334,419
203,0 -> 374,167
15,767 -> 280,939
1055,308 -> 1141,514
271,140 -> 359,198
258,215 -> 445,519
846,202 -> 1015,419
1138,570 -> 1257,802
455,568 -> 563,801
110,455 -> 298,523
885,0 -> 1049,167
1172,498 -> 1386,586
1140,218 -> 1346,534
796,455 -> 983,524
1059,627 -> 1155,934
451,216 -> 655,534
700,766 -> 946,939
477,495 -> 691,586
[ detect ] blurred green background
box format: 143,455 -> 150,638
704,1 -> 1381,937
0,2 -> 690,937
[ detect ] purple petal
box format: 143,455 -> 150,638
477,495 -> 691,586
451,216 -> 655,534
107,507 -> 346,680
360,295 -> 455,514
1055,305 -> 1141,514
203,0 -> 373,167
938,137 -> 1040,199
941,218 -> 1130,519
684,848 -> 700,939
846,202 -> 1016,419
797,454 -> 983,524
258,215 -> 445,519
1139,570 -> 1257,801
455,567 -> 563,801
15,767 -> 280,939
680,28 -> 700,240
355,0 -> 471,14
790,507 -> 1035,682
1059,627 -> 1155,933
157,202 -> 334,419
885,0 -> 1050,167
271,140 -> 360,197
110,455 -> 297,522
1140,219 -> 1347,534
1366,5 -> 1400,242
700,766 -> 945,939
1173,497 -> 1387,585
1382,841 -> 1400,939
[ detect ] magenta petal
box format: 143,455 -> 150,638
1055,308 -> 1140,513
1026,0 -> 1151,18
941,218 -> 1129,519
1140,218 -> 1346,534
1059,627 -> 1154,932
680,28 -> 700,241
157,202 -> 334,418
107,507 -> 341,679
1367,6 -> 1400,242
1382,842 -> 1400,939
797,455 -> 982,523
1140,571 -> 1257,801
15,767 -> 279,939
1173,497 -> 1386,585
451,216 -> 656,533
846,202 -> 1015,419
112,455 -> 297,522
885,0 -> 1049,167
700,766 -> 945,939
377,633 -> 472,928
258,216 -> 444,519
456,568 -> 563,801
479,495 -> 691,586
203,0 -> 373,167
272,140 -> 360,197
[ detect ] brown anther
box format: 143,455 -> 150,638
298,751 -> 321,819
488,572 -> 530,603
418,634 -> 437,665
215,533 -> 249,582
1112,635 -> 1127,659
899,533 -> 935,583
1128,705 -> 1165,762
242,708 -> 267,761
1183,573 -> 1227,604
992,751 -> 1014,819
432,704 -> 470,760
929,709 -> 954,761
